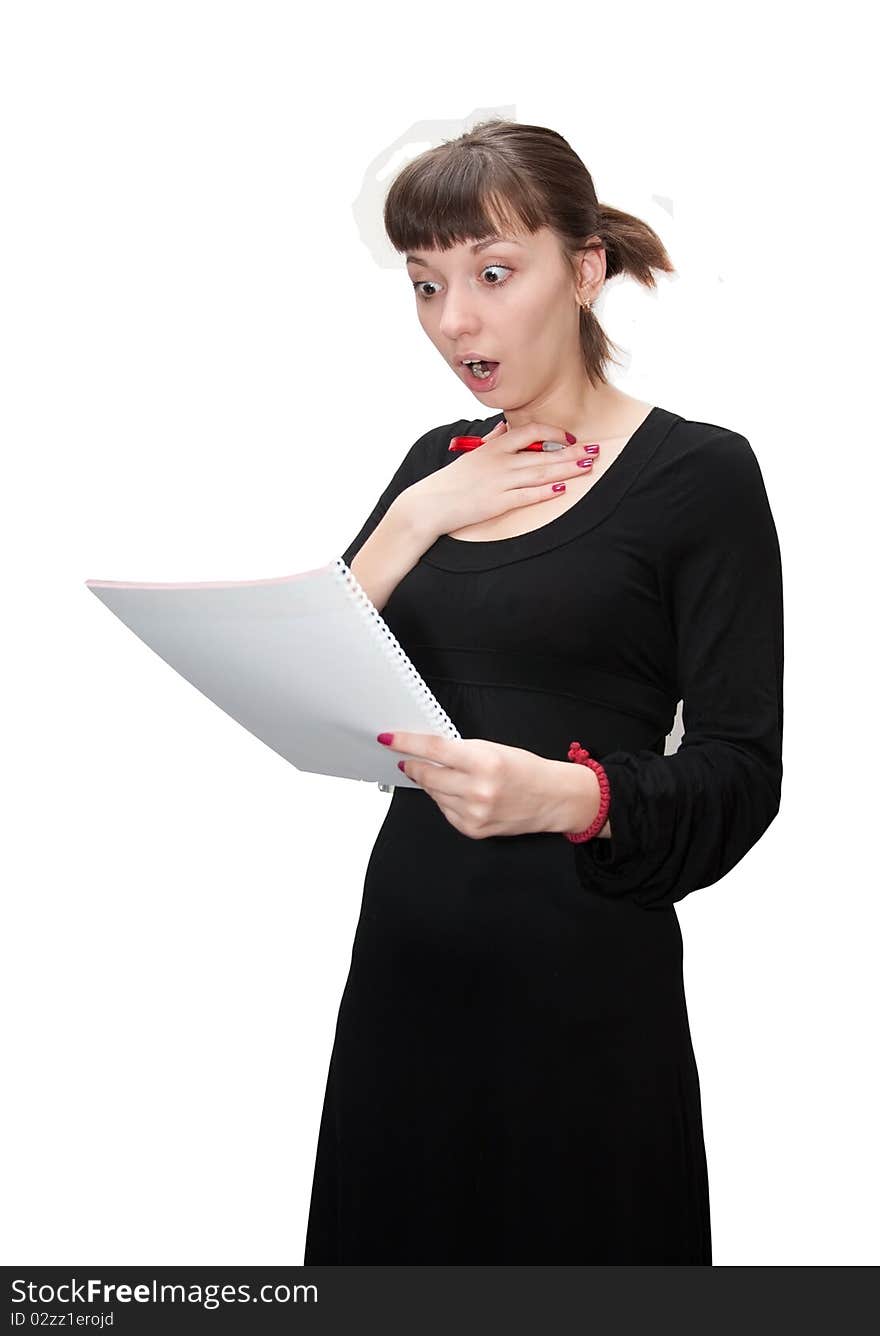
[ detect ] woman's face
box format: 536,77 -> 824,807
404,224 -> 603,405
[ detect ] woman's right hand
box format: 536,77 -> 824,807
400,419 -> 596,542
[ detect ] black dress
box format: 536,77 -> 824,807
303,405 -> 784,1265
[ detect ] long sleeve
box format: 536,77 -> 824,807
573,429 -> 784,911
340,420 -> 464,568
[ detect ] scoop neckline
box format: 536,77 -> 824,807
421,405 -> 681,572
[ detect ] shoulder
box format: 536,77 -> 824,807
654,412 -> 770,502
649,412 -> 778,550
658,413 -> 757,475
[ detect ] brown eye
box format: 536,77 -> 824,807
482,264 -> 512,286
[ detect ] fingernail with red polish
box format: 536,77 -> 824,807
377,733 -> 393,744
565,431 -> 576,444
397,760 -> 406,771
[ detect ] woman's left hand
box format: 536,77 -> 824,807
377,731 -> 575,839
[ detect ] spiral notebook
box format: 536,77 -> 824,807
85,557 -> 461,789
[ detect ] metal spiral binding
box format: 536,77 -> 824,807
332,558 -> 461,789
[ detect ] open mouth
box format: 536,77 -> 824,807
461,359 -> 500,388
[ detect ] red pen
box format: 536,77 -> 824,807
449,435 -> 564,453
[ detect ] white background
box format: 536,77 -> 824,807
2,0 -> 876,1266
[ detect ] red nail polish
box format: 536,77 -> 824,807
377,733 -> 393,745
565,431 -> 576,444
397,760 -> 406,771
552,483 -> 566,493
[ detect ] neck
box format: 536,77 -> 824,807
502,382 -> 635,443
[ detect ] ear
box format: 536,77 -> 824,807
576,235 -> 607,298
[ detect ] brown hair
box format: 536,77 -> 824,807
383,118 -> 675,389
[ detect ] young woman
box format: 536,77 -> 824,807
303,119 -> 783,1265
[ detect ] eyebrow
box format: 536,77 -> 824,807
405,236 -> 524,267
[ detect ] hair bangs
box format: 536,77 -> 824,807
384,148 -> 548,257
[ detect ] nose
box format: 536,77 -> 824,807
435,281 -> 483,345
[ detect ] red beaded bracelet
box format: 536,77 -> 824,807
564,741 -> 611,843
